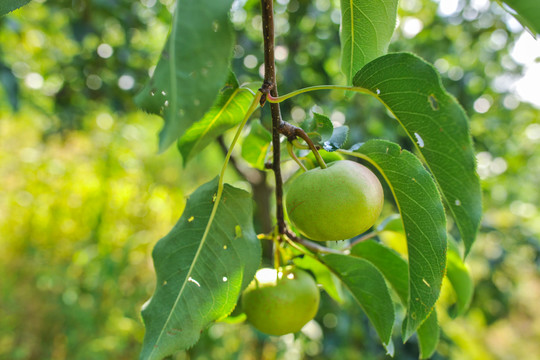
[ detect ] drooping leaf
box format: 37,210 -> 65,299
178,73 -> 256,164
323,125 -> 349,152
353,53 -> 481,256
301,112 -> 334,144
416,310 -> 440,359
241,119 -> 272,170
500,0 -> 540,35
347,139 -> 446,340
135,0 -> 235,152
321,253 -> 394,351
0,0 -> 31,16
350,239 -> 408,306
339,0 -> 399,84
293,255 -> 344,303
446,237 -> 474,317
140,178 -> 261,360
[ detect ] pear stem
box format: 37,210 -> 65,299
287,141 -> 307,172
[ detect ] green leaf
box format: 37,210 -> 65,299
446,237 -> 474,317
293,255 -> 344,303
301,112 -> 334,144
339,0 -> 399,84
135,0 -> 235,152
140,178 -> 261,360
323,126 -> 349,152
321,253 -> 394,350
0,0 -> 31,16
500,0 -> 540,35
350,240 -> 408,306
177,74 -> 256,164
241,119 -> 272,170
417,310 -> 440,359
347,139 -> 446,340
353,53 -> 481,255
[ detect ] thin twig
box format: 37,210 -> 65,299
261,0 -> 286,234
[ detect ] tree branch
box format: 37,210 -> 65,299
261,0 -> 285,234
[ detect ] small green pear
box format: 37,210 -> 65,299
285,159 -> 383,241
241,267 -> 320,336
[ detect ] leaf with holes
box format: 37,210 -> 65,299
345,139 -> 446,340
140,178 -> 260,360
178,74 -> 257,164
321,253 -> 395,352
0,0 -> 31,16
340,0 -> 399,84
353,52 -> 481,256
135,0 -> 235,152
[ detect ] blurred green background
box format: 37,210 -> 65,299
1,0 -> 539,359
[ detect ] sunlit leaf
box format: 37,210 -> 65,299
140,178 -> 261,360
353,52 -> 481,256
417,310 -> 440,359
0,0 -> 31,16
135,0 -> 235,152
500,0 -> 540,35
347,139 -> 446,340
241,119 -> 272,170
321,253 -> 394,351
340,0 -> 399,84
293,255 -> 344,303
178,73 -> 256,164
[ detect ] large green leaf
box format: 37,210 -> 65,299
347,139 -> 447,340
500,0 -> 540,35
321,254 -> 394,352
178,74 -> 257,164
140,178 -> 260,360
0,0 -> 31,16
135,0 -> 235,152
353,53 -> 481,255
446,237 -> 474,317
351,239 -> 408,306
417,310 -> 440,359
339,0 -> 398,84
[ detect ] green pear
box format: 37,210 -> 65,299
285,159 -> 383,241
241,267 -> 320,336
